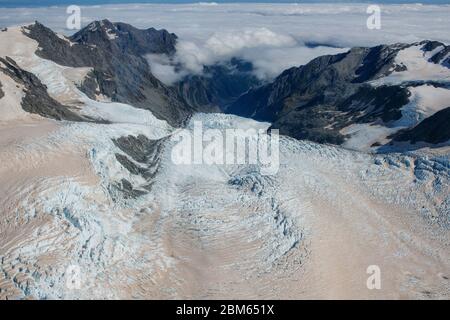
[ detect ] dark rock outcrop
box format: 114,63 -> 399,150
0,57 -> 91,121
114,178 -> 148,200
0,79 -> 4,100
392,107 -> 450,145
112,134 -> 167,198
421,40 -> 450,67
24,20 -> 193,126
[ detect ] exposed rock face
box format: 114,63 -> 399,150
228,41 -> 450,146
71,20 -> 178,56
392,107 -> 450,145
112,134 -> 167,198
0,56 -> 90,121
176,58 -> 261,112
228,45 -> 409,143
0,79 -> 4,100
423,40 -> 450,66
24,20 -> 192,126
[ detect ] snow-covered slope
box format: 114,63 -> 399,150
373,44 -> 450,85
372,43 -> 450,129
231,41 -> 450,152
0,26 -> 174,129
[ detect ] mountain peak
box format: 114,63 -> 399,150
23,20 -> 54,36
71,20 -> 177,56
71,19 -> 119,44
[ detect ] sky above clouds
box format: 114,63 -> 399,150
1,2 -> 449,83
1,1 -> 450,7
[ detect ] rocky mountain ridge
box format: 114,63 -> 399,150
228,41 -> 450,151
24,20 -> 191,126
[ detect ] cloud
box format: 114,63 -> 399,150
204,28 -> 296,57
174,41 -> 210,74
169,28 -> 347,81
2,3 -> 449,83
146,54 -> 186,85
172,28 -> 299,78
196,2 -> 219,6
146,27 -> 313,84
241,46 -> 347,80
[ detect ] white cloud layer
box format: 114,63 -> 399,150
1,3 -> 449,83
146,53 -> 186,85
172,27 -> 305,79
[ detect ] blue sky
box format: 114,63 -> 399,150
1,0 -> 449,8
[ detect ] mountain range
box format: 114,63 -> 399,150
2,19 -> 449,152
